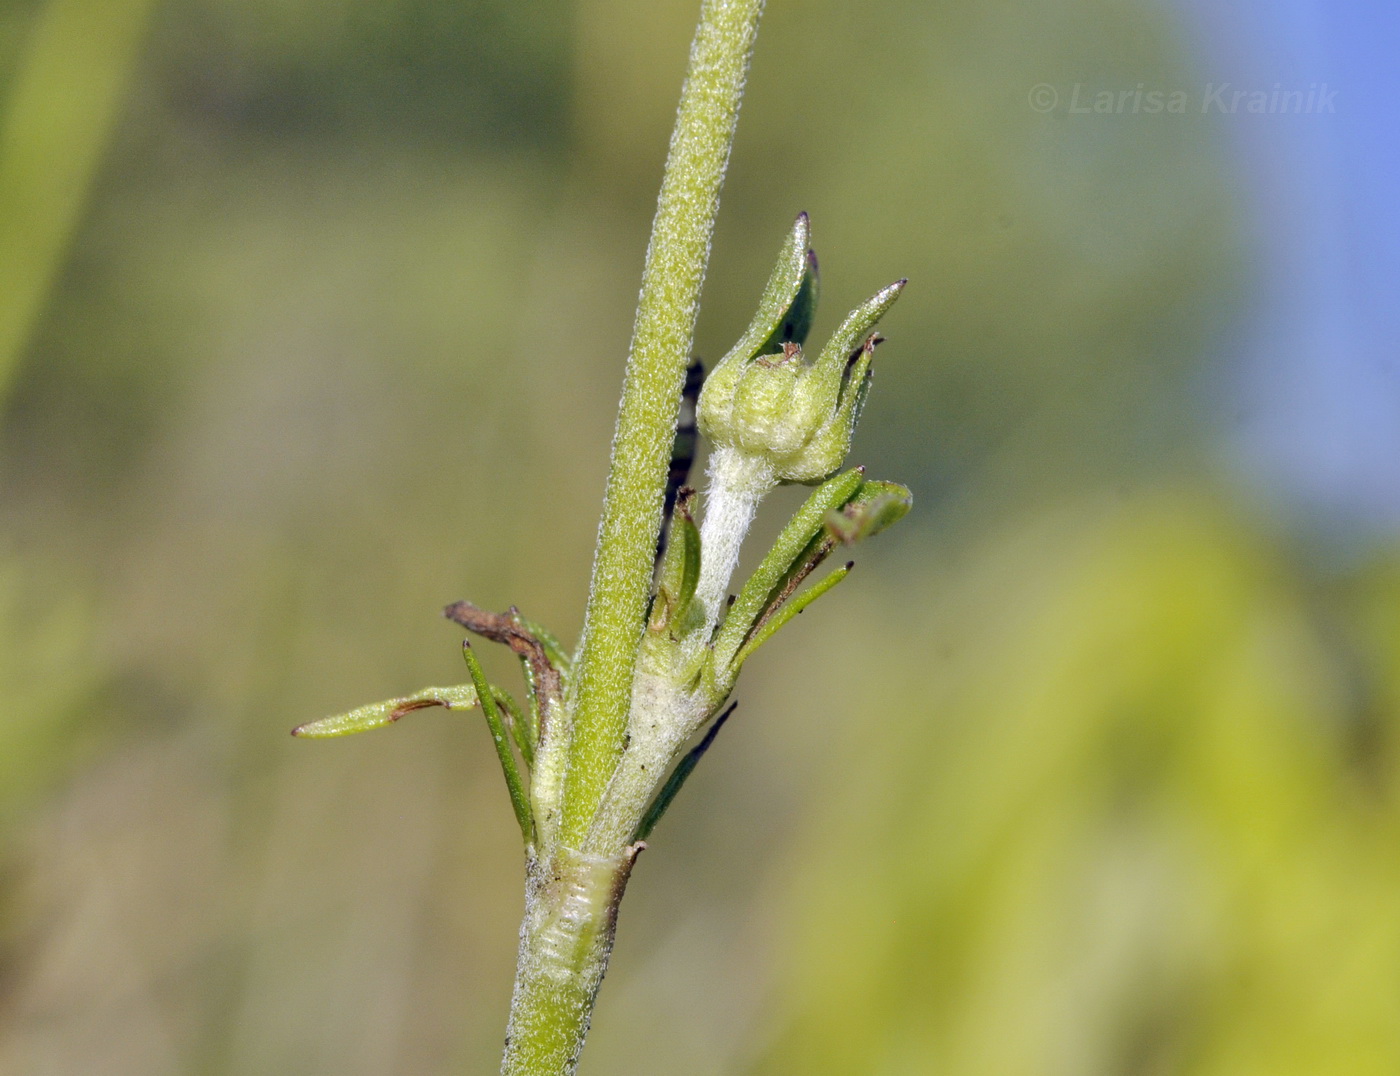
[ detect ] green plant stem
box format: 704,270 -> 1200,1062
500,847 -> 639,1076
560,0 -> 766,849
499,3 -> 765,1071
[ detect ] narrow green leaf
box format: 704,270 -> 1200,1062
291,685 -> 480,739
463,642 -> 534,846
516,654 -> 544,760
725,478 -> 908,674
633,701 -> 737,843
495,688 -> 535,769
746,530 -> 836,635
732,562 -> 853,670
713,467 -> 864,671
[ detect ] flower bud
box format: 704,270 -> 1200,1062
699,214 -> 904,484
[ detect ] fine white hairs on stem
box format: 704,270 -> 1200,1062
694,445 -> 775,638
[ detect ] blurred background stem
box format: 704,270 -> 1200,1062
0,0 -> 158,412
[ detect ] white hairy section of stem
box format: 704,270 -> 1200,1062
695,445 -> 775,641
584,662 -> 709,854
585,445 -> 775,856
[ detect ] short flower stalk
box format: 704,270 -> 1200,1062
293,2 -> 912,1073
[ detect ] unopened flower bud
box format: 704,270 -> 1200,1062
699,214 -> 904,484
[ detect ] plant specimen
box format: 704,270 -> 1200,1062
294,1 -> 909,1072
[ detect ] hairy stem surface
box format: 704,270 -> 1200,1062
500,849 -> 639,1076
502,2 -> 766,1072
694,445 -> 774,641
561,0 -> 766,848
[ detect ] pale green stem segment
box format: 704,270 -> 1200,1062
561,0 -> 767,848
0,0 -> 159,408
501,847 -> 640,1076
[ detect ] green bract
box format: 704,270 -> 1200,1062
698,213 -> 906,484
826,479 -> 913,544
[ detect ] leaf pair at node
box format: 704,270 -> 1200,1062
292,601 -> 570,850
712,469 -> 911,691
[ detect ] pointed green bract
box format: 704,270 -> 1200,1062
698,214 -> 810,432
826,480 -> 913,544
811,279 -> 905,376
463,642 -> 534,847
759,247 -> 820,354
291,684 -> 481,738
651,498 -> 702,634
728,212 -> 813,362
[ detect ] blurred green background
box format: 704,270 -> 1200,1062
2,0 -> 1397,1072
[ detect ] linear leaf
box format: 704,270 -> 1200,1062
462,642 -> 533,846
713,468 -> 863,672
633,702 -> 737,843
732,562 -> 853,670
291,685 -> 479,739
